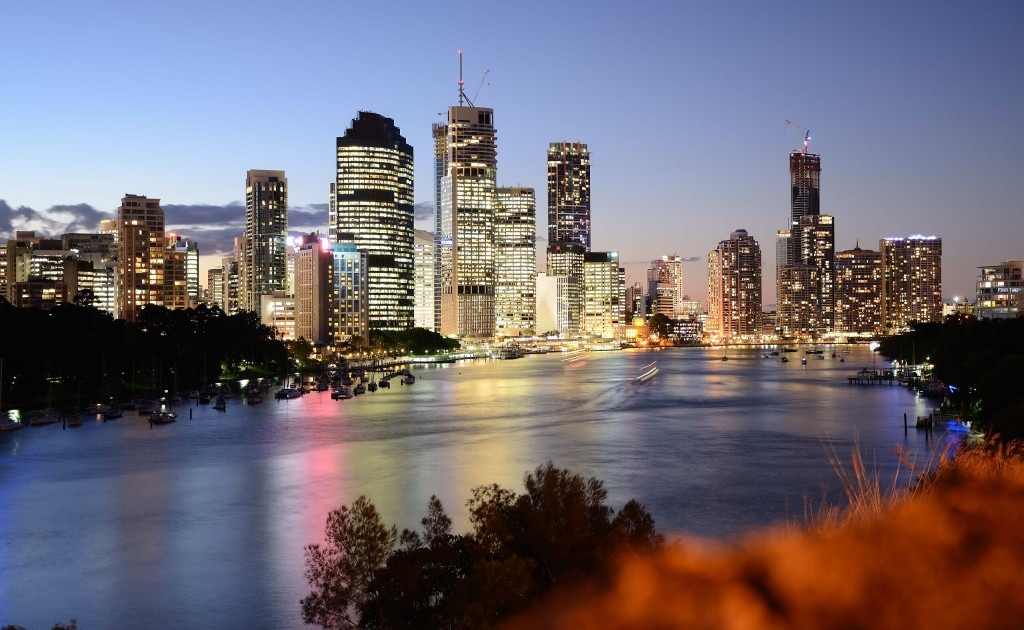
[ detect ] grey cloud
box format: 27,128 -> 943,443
164,202 -> 245,226
0,199 -> 106,238
414,201 -> 433,222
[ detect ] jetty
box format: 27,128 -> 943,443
847,369 -> 895,385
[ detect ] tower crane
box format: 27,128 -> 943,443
785,119 -> 811,153
472,69 -> 490,105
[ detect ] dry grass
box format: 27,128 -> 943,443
510,441 -> 1024,629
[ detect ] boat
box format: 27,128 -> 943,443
213,396 -> 227,411
103,407 -> 123,420
331,387 -> 353,400
634,361 -> 659,383
782,348 -> 798,353
353,383 -> 366,395
246,392 -> 263,405
29,409 -> 60,426
67,414 -> 83,427
816,354 -> 825,360
378,378 -> 390,389
275,387 -> 302,400
188,390 -> 200,400
0,418 -> 25,432
367,381 -> 378,393
402,374 -> 416,385
198,392 -> 212,404
801,357 -> 807,365
769,351 -> 780,356
780,356 -> 790,363
150,411 -> 177,425
806,349 -> 823,355
493,346 -> 525,360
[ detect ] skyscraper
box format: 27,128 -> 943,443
117,194 -> 165,322
789,151 -> 821,265
880,236 -> 943,332
647,255 -> 684,318
243,170 -> 288,312
547,142 -> 590,250
582,251 -> 624,339
413,230 -> 435,331
434,99 -> 497,339
835,244 -> 883,335
494,187 -> 537,337
707,229 -> 762,341
333,111 -> 415,330
976,261 -> 1023,319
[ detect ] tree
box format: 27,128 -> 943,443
301,497 -> 398,629
302,465 -> 664,628
647,313 -> 673,340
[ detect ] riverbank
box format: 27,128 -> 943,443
516,442 -> 1024,628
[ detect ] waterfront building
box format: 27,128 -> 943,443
293,234 -> 332,345
789,150 -> 821,264
546,242 -> 584,335
413,230 -> 435,330
647,255 -> 684,318
433,100 -> 497,339
117,194 -> 166,322
536,272 -> 578,337
880,235 -> 943,332
494,187 -> 537,337
976,260 -> 1023,319
775,229 -> 791,334
260,291 -> 296,341
333,112 -> 415,330
582,251 -> 624,339
835,244 -> 882,335
547,141 -> 591,251
207,267 -> 224,309
327,241 -> 370,345
221,239 -> 242,315
62,232 -> 116,264
707,229 -> 762,341
244,170 -> 288,312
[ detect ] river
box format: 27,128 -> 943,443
0,346 -> 955,629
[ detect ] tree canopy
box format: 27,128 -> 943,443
301,463 -> 665,628
878,316 -> 1024,438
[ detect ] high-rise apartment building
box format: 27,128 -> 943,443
163,236 -> 190,311
547,142 -> 590,251
582,251 -> 624,339
293,235 -> 333,345
834,244 -> 882,335
707,229 -> 762,341
243,170 -> 288,312
545,242 -> 584,335
789,151 -> 821,265
880,236 -> 943,332
332,112 -> 414,330
168,236 -> 200,304
494,187 -> 537,337
976,261 -> 1023,319
433,103 -> 497,339
536,272 -> 577,337
208,267 -> 224,308
413,230 -> 435,330
117,194 -> 165,322
647,255 -> 684,318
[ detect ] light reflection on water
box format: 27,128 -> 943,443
0,346 -> 954,629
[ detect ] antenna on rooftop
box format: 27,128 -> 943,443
458,50 -> 466,106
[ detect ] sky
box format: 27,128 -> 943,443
2,0 -> 1022,307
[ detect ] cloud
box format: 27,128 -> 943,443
414,201 -> 433,222
0,199 -> 106,237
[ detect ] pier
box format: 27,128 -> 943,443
847,369 -> 895,385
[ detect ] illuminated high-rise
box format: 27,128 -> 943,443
976,261 -> 1023,319
582,251 -> 624,339
789,151 -> 821,265
647,255 -> 684,318
494,187 -> 537,337
547,142 -> 590,250
434,101 -> 497,339
880,236 -> 942,332
117,194 -> 165,322
333,112 -> 414,330
707,229 -> 762,341
413,230 -> 435,330
835,244 -> 883,335
244,170 -> 288,312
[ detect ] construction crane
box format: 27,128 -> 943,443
785,119 -> 811,153
472,69 -> 490,105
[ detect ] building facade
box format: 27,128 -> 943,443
880,236 -> 943,332
582,251 -> 624,339
647,255 -> 684,318
434,105 -> 497,339
976,260 -> 1022,319
707,229 -> 762,341
547,142 -> 590,251
494,187 -> 537,337
834,245 -> 882,335
244,170 -> 288,312
117,194 -> 166,322
413,230 -> 435,330
333,112 -> 415,330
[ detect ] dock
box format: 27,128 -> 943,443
847,369 -> 895,385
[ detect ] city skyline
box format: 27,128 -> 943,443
2,1 -> 1022,307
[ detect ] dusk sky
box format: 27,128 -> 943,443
2,0 -> 1021,306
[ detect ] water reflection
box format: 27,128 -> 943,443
0,346 -> 956,629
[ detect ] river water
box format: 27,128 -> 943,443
0,346 -> 955,629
